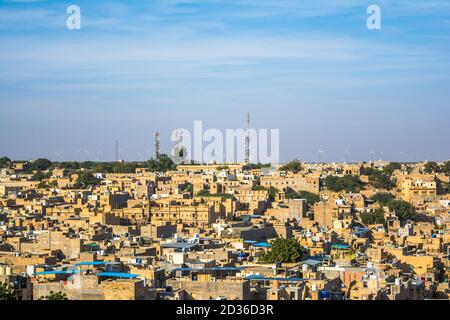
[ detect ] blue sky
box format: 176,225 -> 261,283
1,0 -> 450,163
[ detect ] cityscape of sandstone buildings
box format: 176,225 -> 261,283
1,156 -> 450,300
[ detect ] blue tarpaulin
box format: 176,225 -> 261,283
75,261 -> 106,266
35,270 -> 79,275
252,242 -> 272,248
97,272 -> 139,279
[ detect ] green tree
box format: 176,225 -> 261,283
384,162 -> 402,176
80,161 -> 95,170
113,162 -> 141,173
180,183 -> 193,193
363,167 -> 377,176
268,187 -> 278,202
73,172 -> 101,189
279,159 -> 302,172
369,172 -> 395,190
441,161 -> 450,174
0,283 -> 15,300
93,163 -> 115,173
31,158 -> 52,171
244,163 -> 271,170
31,171 -> 52,181
40,291 -> 68,300
285,188 -> 320,205
424,161 -> 439,174
324,175 -> 363,193
196,189 -> 211,197
252,185 -> 268,191
59,162 -> 81,170
361,208 -> 385,225
259,238 -> 304,263
371,192 -> 395,206
388,200 -> 417,222
196,189 -> 233,199
147,154 -> 176,172
0,157 -> 11,169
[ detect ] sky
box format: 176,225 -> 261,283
0,0 -> 450,163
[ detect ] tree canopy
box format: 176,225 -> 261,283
23,158 -> 52,173
0,283 -> 15,300
31,171 -> 52,181
279,159 -> 302,172
442,161 -> 450,175
243,163 -> 271,171
324,175 -> 363,193
370,172 -> 395,190
0,157 -> 11,168
424,161 -> 439,174
180,183 -> 193,193
364,164 -> 398,190
147,154 -> 176,172
40,291 -> 68,300
285,188 -> 320,205
72,172 -> 101,189
196,189 -> 233,199
371,192 -> 395,206
388,200 -> 417,222
361,208 -> 385,225
383,162 -> 402,176
259,238 -> 304,263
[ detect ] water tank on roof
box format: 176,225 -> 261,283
395,278 -> 401,286
302,264 -> 309,272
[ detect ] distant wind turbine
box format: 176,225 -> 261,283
344,149 -> 350,163
54,150 -> 62,162
96,149 -> 103,162
317,148 -> 324,163
369,149 -> 375,162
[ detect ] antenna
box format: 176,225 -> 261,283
115,140 -> 119,162
245,112 -> 250,163
154,130 -> 160,160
